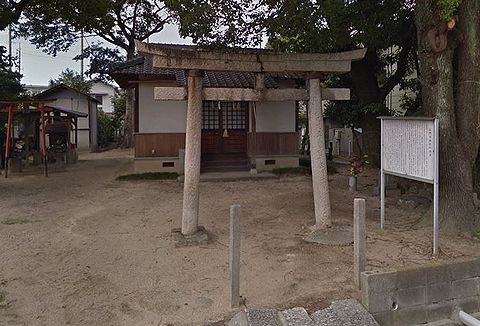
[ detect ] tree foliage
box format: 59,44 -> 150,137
0,46 -> 23,100
49,69 -> 92,94
16,0 -> 172,73
111,89 -> 126,131
97,109 -> 114,148
0,0 -> 31,30
438,0 -> 461,21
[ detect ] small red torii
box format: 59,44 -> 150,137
0,100 -> 56,178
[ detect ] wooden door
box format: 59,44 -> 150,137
201,101 -> 248,155
201,101 -> 221,155
220,102 -> 248,153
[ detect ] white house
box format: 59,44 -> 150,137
90,81 -> 116,114
35,84 -> 99,151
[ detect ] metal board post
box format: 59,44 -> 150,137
379,117 -> 439,256
433,118 -> 439,256
380,118 -> 385,229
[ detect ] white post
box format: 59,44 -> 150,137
230,205 -> 241,309
181,70 -> 203,236
433,118 -> 440,256
354,198 -> 366,289
380,118 -> 385,230
308,78 -> 332,229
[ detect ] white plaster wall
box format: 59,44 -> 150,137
90,82 -> 116,113
255,101 -> 296,132
39,88 -> 98,150
138,83 -> 187,133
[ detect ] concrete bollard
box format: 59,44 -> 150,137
354,198 -> 366,290
230,205 -> 241,309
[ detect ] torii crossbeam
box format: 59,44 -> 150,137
135,41 -> 366,236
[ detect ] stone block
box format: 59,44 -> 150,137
312,299 -> 379,326
281,307 -> 314,326
426,301 -> 454,322
451,278 -> 479,299
372,311 -> 393,326
426,264 -> 450,285
453,296 -> 480,314
393,306 -> 427,325
427,283 -> 453,304
172,226 -> 209,248
447,259 -> 480,281
228,311 -> 248,326
397,287 -> 426,308
247,309 -> 283,326
362,271 -> 397,294
397,268 -> 427,289
364,291 -> 397,314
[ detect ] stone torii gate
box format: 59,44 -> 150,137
135,41 -> 366,238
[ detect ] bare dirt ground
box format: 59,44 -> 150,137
1,149 -> 479,326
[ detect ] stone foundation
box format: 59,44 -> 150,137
134,157 -> 180,174
254,156 -> 299,171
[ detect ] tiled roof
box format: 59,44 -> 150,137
110,54 -> 285,88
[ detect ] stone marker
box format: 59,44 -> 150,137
354,198 -> 366,290
230,205 -> 241,309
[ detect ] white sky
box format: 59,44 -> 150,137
0,24 -> 193,86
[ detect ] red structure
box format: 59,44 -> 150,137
0,100 -> 87,178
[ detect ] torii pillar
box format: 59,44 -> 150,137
307,77 -> 331,229
182,70 -> 203,236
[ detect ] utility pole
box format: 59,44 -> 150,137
80,30 -> 84,79
8,24 -> 12,65
17,43 -> 21,74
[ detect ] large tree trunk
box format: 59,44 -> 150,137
351,47 -> 382,167
121,87 -> 135,148
415,0 -> 480,233
121,48 -> 136,148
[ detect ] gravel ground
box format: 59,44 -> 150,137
0,149 -> 479,325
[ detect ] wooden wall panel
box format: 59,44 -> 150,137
135,133 -> 186,157
247,132 -> 300,156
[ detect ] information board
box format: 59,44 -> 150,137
382,119 -> 435,183
379,117 -> 439,256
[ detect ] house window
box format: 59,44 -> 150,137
202,101 -> 219,130
222,102 -> 247,130
94,95 -> 104,111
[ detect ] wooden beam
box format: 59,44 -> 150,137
154,87 -> 351,102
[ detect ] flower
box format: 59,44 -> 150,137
349,155 -> 369,177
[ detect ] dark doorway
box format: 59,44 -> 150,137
201,101 -> 250,172
201,101 -> 248,155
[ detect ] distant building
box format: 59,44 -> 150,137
24,85 -> 49,96
35,84 -> 100,151
89,81 -> 116,114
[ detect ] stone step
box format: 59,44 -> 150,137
201,165 -> 250,173
228,310 -> 283,326
311,300 -> 379,326
281,307 -> 315,326
247,309 -> 284,326
227,300 -> 379,326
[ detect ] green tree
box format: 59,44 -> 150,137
0,0 -> 31,30
111,89 -> 126,133
49,69 -> 92,94
16,0 -> 173,147
97,109 -> 114,148
170,0 -> 417,166
416,0 -> 480,232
